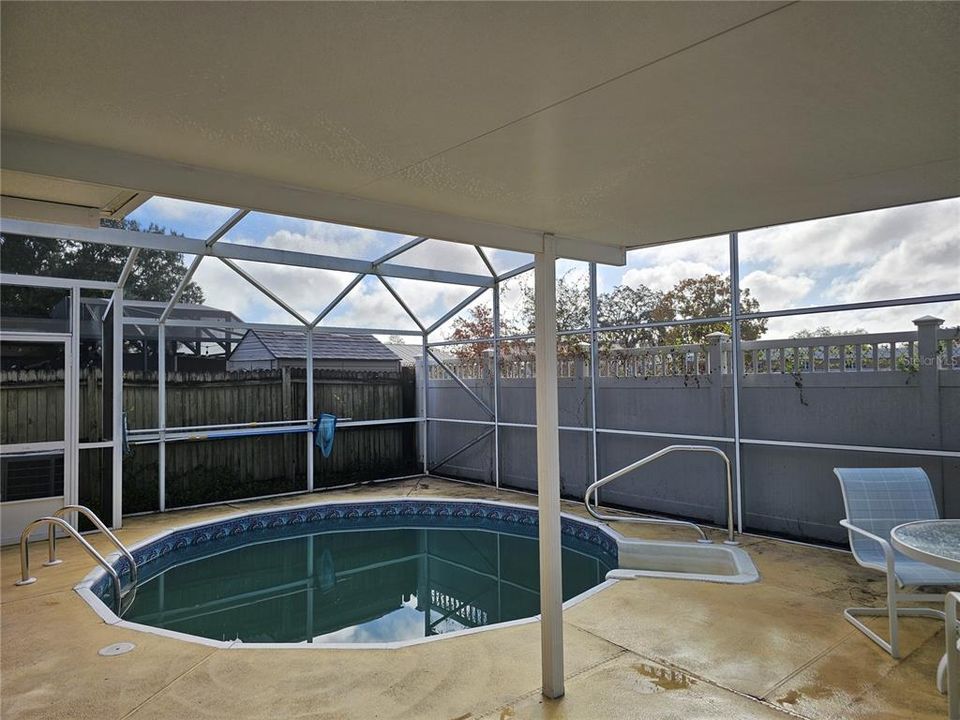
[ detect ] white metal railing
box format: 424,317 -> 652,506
583,444 -> 737,545
427,324 -> 960,380
15,514 -> 134,616
45,505 -> 139,588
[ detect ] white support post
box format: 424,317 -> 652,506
534,235 -> 564,699
306,329 -> 315,491
421,332 -> 429,474
68,286 -> 81,519
158,323 -> 166,512
729,232 -> 744,534
588,262 -> 600,494
111,288 -> 124,529
491,278 -> 501,488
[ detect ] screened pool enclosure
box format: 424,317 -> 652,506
2,196 -> 957,548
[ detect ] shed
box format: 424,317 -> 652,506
227,330 -> 400,372
384,343 -> 454,368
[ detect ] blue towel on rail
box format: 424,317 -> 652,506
315,413 -> 337,458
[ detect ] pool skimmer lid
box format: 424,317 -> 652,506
99,642 -> 135,657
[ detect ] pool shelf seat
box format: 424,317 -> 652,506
608,538 -> 759,585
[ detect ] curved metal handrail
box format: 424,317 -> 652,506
584,444 -> 737,545
15,517 -> 125,615
46,505 -> 138,588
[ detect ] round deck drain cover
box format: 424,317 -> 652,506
99,642 -> 135,657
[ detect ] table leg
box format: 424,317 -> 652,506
946,592 -> 958,720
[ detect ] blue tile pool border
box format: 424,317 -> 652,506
75,497 -> 623,649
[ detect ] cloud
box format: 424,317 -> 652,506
389,278 -> 489,328
324,281 -> 418,329
740,198 -> 959,283
482,246 -> 532,275
177,195 -> 959,340
740,269 -> 815,310
391,239 -> 490,275
621,260 -> 719,293
828,225 -> 959,304
598,234 -> 728,293
139,197 -> 200,221
764,300 -> 959,338
635,234 -> 730,270
230,222 -> 394,260
130,196 -> 237,236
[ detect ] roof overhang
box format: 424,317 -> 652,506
0,132 -> 622,265
0,169 -> 149,228
1,2 -> 957,261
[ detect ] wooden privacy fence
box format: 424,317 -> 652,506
1,366 -> 419,512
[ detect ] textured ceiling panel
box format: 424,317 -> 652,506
1,2 -> 957,251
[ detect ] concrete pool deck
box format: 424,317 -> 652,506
0,476 -> 949,719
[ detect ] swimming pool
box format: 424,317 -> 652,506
78,499 -> 619,647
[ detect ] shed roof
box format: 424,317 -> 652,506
384,343 -> 454,367
235,330 -> 400,362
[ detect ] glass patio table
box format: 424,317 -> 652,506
891,520 -> 960,573
891,519 -> 960,713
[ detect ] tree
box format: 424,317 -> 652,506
655,274 -> 767,346
518,271 -> 594,357
519,270 -> 591,335
446,272 -> 769,360
447,304 -> 497,361
445,302 -> 538,362
596,284 -> 663,349
790,326 -> 866,338
1,218 -> 205,316
787,326 -> 871,373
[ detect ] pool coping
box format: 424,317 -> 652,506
74,496 -> 627,650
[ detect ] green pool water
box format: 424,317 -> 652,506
124,527 -> 614,644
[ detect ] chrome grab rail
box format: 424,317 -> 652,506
15,517 -> 125,615
584,444 -> 737,545
46,505 -> 138,588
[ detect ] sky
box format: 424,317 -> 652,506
127,196 -> 959,341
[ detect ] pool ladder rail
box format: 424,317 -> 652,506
14,505 -> 138,615
584,444 -> 738,545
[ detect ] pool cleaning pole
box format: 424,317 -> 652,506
535,235 -> 564,699
306,329 -> 314,491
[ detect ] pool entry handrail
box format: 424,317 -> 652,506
14,505 -> 139,616
584,444 -> 738,545
15,516 -> 127,614
47,505 -> 139,588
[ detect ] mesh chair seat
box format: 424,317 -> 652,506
838,466 -> 942,558
856,547 -> 960,587
835,466 -> 955,658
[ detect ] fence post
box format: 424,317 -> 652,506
281,365 -> 293,476
705,332 -> 729,415
706,332 -> 728,375
85,368 -> 101,441
914,316 -> 943,450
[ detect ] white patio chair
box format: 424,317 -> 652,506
945,591 -> 959,720
835,467 -> 960,659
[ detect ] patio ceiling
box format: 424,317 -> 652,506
1,1 -> 958,261
0,170 -> 148,228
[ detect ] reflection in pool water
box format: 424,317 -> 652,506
123,527 -> 613,644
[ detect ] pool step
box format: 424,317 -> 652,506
607,538 -> 759,585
